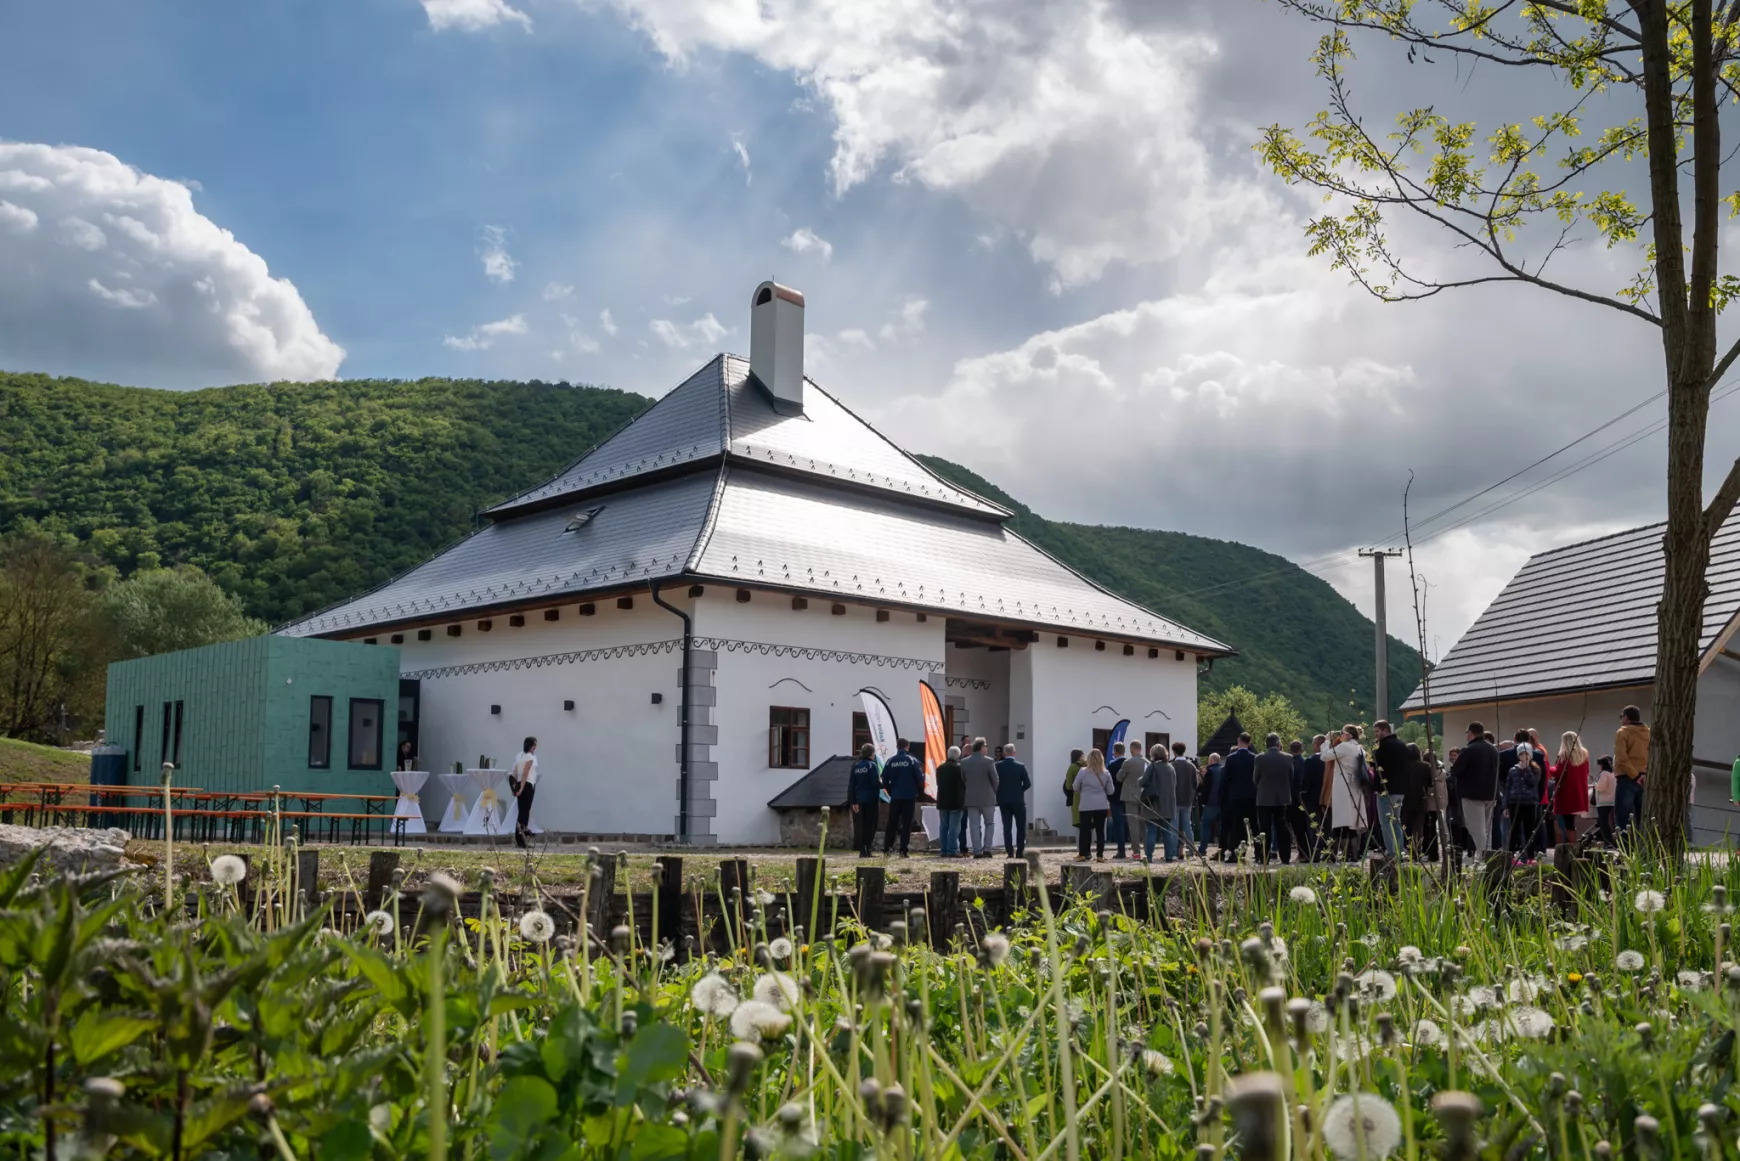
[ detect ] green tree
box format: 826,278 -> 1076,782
100,566 -> 267,660
0,533 -> 108,741
1260,0 -> 1740,852
1198,685 -> 1309,750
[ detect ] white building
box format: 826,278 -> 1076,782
1400,512 -> 1740,845
282,282 -> 1231,844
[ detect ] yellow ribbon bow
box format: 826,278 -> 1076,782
478,788 -> 502,812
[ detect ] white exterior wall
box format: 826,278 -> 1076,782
384,600 -> 689,836
1435,687 -> 1652,750
1022,637 -> 1198,835
1694,656 -> 1740,845
697,597 -> 945,844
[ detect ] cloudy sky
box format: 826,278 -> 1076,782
3,0 -> 1736,656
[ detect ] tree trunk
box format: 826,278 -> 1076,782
1643,376 -> 1713,852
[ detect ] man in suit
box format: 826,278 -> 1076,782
1372,720 -> 1413,859
847,743 -> 882,857
1300,736 -> 1327,860
879,738 -> 925,857
1449,722 -> 1501,853
959,738 -> 1000,858
1254,733 -> 1297,864
1217,733 -> 1259,862
1114,741 -> 1150,861
994,743 -> 1033,858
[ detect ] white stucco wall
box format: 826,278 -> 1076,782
697,597 -> 945,844
381,599 -> 690,836
1022,637 -> 1198,834
1694,656 -> 1740,845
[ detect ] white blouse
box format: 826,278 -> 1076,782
513,751 -> 540,786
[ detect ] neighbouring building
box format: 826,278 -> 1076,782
1401,510 -> 1740,845
280,280 -> 1232,844
103,636 -> 402,795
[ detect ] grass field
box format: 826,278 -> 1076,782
0,737 -> 89,784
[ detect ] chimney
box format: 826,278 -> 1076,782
749,280 -> 805,415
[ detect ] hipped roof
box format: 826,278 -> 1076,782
280,355 -> 1231,655
1401,506 -> 1740,712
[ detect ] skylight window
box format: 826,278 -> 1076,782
564,506 -> 604,534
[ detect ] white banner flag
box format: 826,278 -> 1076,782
858,688 -> 899,802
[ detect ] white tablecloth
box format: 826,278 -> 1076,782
390,770 -> 429,835
438,771 -> 471,833
463,768 -> 508,836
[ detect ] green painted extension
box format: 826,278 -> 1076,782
103,636 -> 402,795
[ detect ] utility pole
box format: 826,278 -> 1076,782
1359,548 -> 1404,721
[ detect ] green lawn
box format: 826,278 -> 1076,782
0,737 -> 90,784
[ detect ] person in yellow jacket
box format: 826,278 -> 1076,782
1062,748 -> 1084,829
1613,705 -> 1650,836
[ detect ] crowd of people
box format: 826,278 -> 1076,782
841,705 -> 1657,865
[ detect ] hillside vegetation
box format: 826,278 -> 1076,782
916,456 -> 1423,720
0,369 -> 1416,721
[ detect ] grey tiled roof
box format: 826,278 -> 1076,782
694,467 -> 1231,652
1401,506 -> 1740,710
767,755 -> 856,809
279,473 -> 716,637
491,354 -> 1006,519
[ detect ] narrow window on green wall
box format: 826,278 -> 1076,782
348,698 -> 383,770
309,696 -> 332,769
171,701 -> 184,767
132,706 -> 144,772
159,702 -> 172,767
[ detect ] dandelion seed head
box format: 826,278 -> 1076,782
754,971 -> 799,1010
730,999 -> 793,1040
210,855 -> 247,886
1505,1006 -> 1556,1039
1507,977 -> 1540,1003
691,974 -> 740,1018
1356,969 -> 1398,1002
1322,1093 -> 1403,1160
1305,1001 -> 1331,1034
1678,970 -> 1706,990
1142,1049 -> 1173,1076
754,890 -> 776,907
363,910 -> 394,937
1617,950 -> 1646,973
1289,886 -> 1318,905
1412,1019 -> 1446,1048
1635,889 -> 1667,914
1555,933 -> 1589,952
984,933 -> 1011,966
768,937 -> 794,962
518,910 -> 555,943
1397,946 -> 1422,965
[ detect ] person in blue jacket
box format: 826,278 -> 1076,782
847,743 -> 883,857
995,743 -> 1034,858
880,738 -> 926,857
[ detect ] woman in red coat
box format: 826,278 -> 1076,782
1550,730 -> 1591,846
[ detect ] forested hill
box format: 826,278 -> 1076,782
0,369 -> 1416,717
915,456 -> 1423,721
0,371 -> 650,623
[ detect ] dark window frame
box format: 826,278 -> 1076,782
132,705 -> 144,772
171,700 -> 185,767
348,698 -> 384,771
159,702 -> 172,767
769,706 -> 811,769
1145,731 -> 1171,756
851,711 -> 871,756
308,695 -> 333,769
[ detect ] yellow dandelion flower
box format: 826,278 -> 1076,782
1567,972 -> 1583,984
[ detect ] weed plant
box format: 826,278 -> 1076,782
2,826 -> 1739,1160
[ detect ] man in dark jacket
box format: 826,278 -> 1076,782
1372,720 -> 1413,859
960,739 -> 999,858
1253,734 -> 1297,864
934,746 -> 966,858
1449,722 -> 1501,853
994,744 -> 1033,858
847,744 -> 882,857
1217,734 -> 1259,862
880,738 -> 925,857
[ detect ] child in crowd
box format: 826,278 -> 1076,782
1593,755 -> 1617,846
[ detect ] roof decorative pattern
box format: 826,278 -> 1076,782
280,473 -> 715,637
694,468 -> 1231,652
1401,506 -> 1740,710
488,354 -> 1004,518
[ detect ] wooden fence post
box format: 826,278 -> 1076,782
856,866 -> 887,932
658,856 -> 685,951
928,870 -> 961,949
718,858 -> 751,953
588,854 -> 618,942
364,850 -> 400,912
795,856 -> 824,940
296,849 -> 321,912
1001,860 -> 1027,925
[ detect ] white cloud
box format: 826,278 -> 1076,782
607,0 -> 1257,286
837,327 -> 874,351
878,296 -> 928,341
542,281 -> 574,300
599,307 -> 618,335
781,226 -> 833,262
422,0 -> 531,32
731,132 -> 752,184
480,224 -> 516,284
648,312 -> 728,350
559,312 -> 600,353
0,200 -> 38,233
443,313 -> 529,350
0,142 -> 343,385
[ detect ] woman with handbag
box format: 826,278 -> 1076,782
1321,725 -> 1370,862
1072,748 -> 1114,862
509,736 -> 539,850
